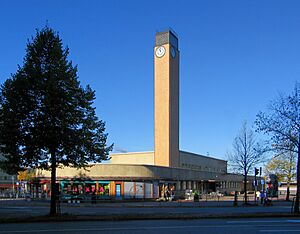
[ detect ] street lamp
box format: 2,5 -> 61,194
12,176 -> 15,197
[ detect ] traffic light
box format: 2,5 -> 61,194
260,167 -> 262,176
255,167 -> 259,176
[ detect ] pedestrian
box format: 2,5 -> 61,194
166,189 -> 170,201
171,191 -> 174,201
260,191 -> 265,204
163,187 -> 167,201
263,193 -> 269,206
256,190 -> 260,202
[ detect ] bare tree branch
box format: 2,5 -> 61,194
256,82 -> 300,212
228,121 -> 266,204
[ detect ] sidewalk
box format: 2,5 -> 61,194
0,199 -> 298,223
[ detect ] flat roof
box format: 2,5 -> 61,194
110,151 -> 154,156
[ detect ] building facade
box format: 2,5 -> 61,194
0,154 -> 18,196
0,168 -> 17,195
30,29 -> 259,201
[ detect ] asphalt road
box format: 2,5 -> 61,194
0,199 -> 294,221
0,205 -> 292,216
1,218 -> 300,234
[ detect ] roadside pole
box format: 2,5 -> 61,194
254,172 -> 257,204
12,176 -> 15,197
254,167 -> 260,204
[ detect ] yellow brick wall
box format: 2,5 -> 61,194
154,43 -> 179,167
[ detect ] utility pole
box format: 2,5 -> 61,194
254,168 -> 259,203
12,176 -> 15,197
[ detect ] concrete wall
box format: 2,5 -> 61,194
108,150 -> 227,175
109,152 -> 154,165
180,151 -> 227,173
36,164 -> 225,182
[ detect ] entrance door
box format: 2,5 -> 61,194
115,184 -> 121,197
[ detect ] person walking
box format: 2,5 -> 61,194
256,190 -> 260,202
260,191 -> 265,204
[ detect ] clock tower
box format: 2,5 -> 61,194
154,30 -> 180,168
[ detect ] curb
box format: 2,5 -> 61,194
0,212 -> 299,224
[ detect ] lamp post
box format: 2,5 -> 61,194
12,176 -> 15,197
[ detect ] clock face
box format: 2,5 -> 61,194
170,47 -> 176,58
155,46 -> 166,58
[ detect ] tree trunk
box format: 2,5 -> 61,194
294,144 -> 300,213
49,150 -> 57,216
244,173 -> 248,204
286,181 -> 290,201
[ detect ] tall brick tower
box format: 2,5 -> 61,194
154,30 -> 180,167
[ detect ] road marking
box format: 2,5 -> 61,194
228,220 -> 300,224
227,220 -> 283,224
260,230 -> 300,232
288,220 -> 300,223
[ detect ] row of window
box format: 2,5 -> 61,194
219,181 -> 238,189
0,176 -> 9,181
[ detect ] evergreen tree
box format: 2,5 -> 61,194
0,27 -> 113,215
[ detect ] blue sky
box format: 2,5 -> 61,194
0,0 -> 299,159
